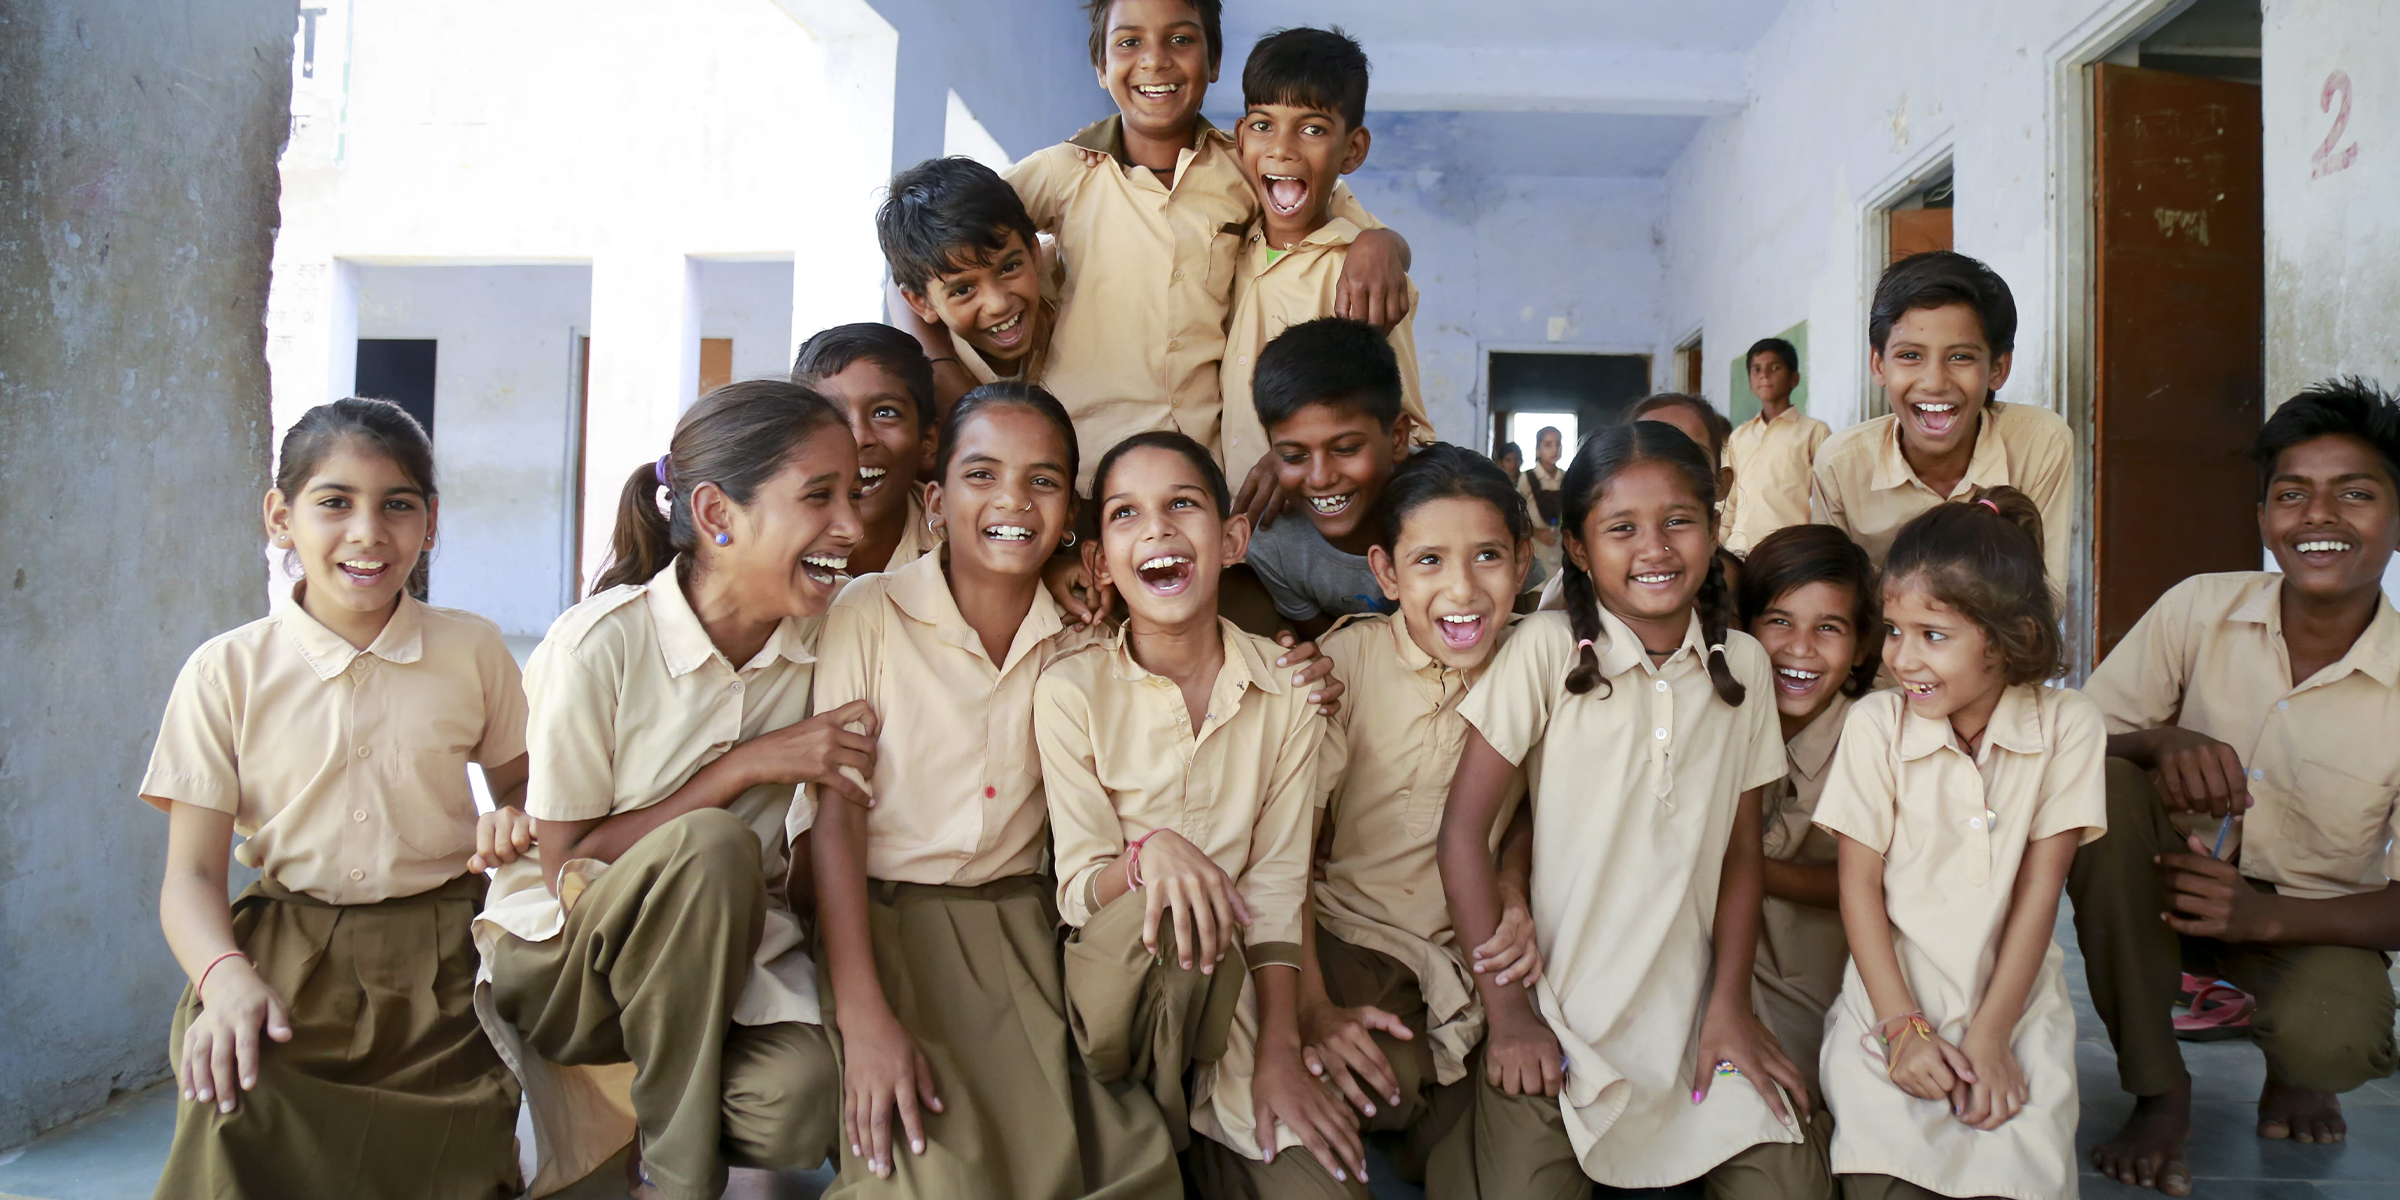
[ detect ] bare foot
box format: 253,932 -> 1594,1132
2092,1085 -> 2194,1195
2258,1078 -> 2346,1144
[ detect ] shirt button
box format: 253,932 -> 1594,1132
731,680 -> 744,693
349,869 -> 364,881
1167,338 -> 1180,351
1654,680 -> 1669,693
1654,727 -> 1669,740
2276,700 -> 2290,711
1172,269 -> 1185,281
2250,768 -> 2265,781
1969,817 -> 1986,831
984,786 -> 997,799
353,810 -> 367,822
355,746 -> 371,759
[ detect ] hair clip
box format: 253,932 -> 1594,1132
1707,643 -> 1727,657
1976,498 -> 2000,514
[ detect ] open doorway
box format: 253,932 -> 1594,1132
1484,350 -> 1652,458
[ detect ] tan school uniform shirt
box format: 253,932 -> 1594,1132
1216,219 -> 1434,480
1315,613 -> 1527,1087
1751,690 -> 1851,1090
141,583 -> 528,905
1723,406 -> 1831,555
787,552 -> 1102,883
949,297 -> 1056,395
1006,116 -> 1376,493
1812,686 -> 2107,1200
1033,618 -> 1332,1157
1458,606 -> 1799,1188
2082,571 -> 2400,900
1809,400 -> 2074,587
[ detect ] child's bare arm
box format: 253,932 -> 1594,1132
1958,829 -> 2078,1129
883,281 -> 974,419
1440,730 -> 1562,1096
1761,857 -> 1842,910
811,794 -> 941,1177
158,801 -> 291,1111
1470,803 -> 1544,986
1693,790 -> 1805,1121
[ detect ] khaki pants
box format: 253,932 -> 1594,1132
1426,1070 -> 1831,1200
157,874 -> 519,1200
1062,888 -> 1248,1150
1839,1175 -> 2006,1200
2069,759 -> 2399,1097
488,808 -> 839,1200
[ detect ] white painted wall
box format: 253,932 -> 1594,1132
696,259 -> 799,384
352,264 -> 591,636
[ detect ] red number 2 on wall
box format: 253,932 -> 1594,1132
2312,69 -> 2358,179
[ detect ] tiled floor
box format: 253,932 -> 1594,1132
6,910 -> 2394,1200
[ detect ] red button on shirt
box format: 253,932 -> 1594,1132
984,786 -> 996,798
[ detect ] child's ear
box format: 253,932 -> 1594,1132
898,285 -> 943,329
1987,350 -> 2014,395
1388,415 -> 1415,463
423,494 -> 441,549
262,488 -> 293,548
1562,530 -> 1591,575
1083,538 -> 1111,590
1867,346 -> 1888,388
915,420 -> 938,478
923,479 -> 947,535
689,481 -> 736,549
1366,544 -> 1400,602
1340,125 -> 1371,175
1222,510 -> 1253,566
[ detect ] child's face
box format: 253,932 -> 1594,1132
1098,446 -> 1245,628
810,357 -> 932,533
1750,581 -> 1864,729
1270,400 -> 1410,552
2260,432 -> 2400,602
1236,102 -> 1367,236
1536,431 -> 1561,467
902,229 -> 1047,370
1567,458 -> 1713,631
1496,449 -> 1521,476
712,425 -> 864,620
264,440 -> 434,625
1368,497 -> 1527,670
1881,577 -> 2006,732
927,405 -> 1074,582
1095,0 -> 1214,146
1870,302 -> 2013,462
1748,354 -> 1796,407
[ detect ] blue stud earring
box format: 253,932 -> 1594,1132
714,532 -> 730,546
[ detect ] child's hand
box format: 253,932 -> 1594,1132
2159,834 -> 2276,941
180,962 -> 292,1114
1692,1001 -> 1808,1124
1483,1005 -> 1564,1098
1336,229 -> 1413,332
1957,1027 -> 2028,1129
1134,830 -> 1252,972
1299,997 -> 1411,1118
1071,144 -> 1110,169
737,700 -> 879,806
1470,877 -> 1544,987
2148,727 -> 2252,817
469,806 -> 535,873
1254,1043 -> 1367,1184
1273,631 -> 1345,716
1232,455 -> 1292,531
837,1007 -> 943,1179
1044,551 -> 1114,629
1886,1021 -> 1976,1106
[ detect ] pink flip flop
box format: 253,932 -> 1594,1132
2174,979 -> 2254,1042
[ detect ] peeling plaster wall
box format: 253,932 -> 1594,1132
0,0 -> 291,1146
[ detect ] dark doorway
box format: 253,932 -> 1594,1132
355,339 -> 438,439
1486,352 -> 1652,455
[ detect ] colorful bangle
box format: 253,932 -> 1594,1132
196,950 -> 248,1000
1123,830 -> 1162,892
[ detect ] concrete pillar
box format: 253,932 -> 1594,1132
578,249 -> 699,589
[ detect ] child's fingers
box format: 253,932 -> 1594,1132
1538,1047 -> 1563,1098
1295,1093 -> 1367,1183
842,1087 -> 861,1161
896,1079 -> 928,1158
1935,1038 -> 1978,1083
1357,1004 -> 1414,1042
816,770 -> 876,810
263,992 -> 292,1043
1334,1028 -> 1399,1110
1170,891 -> 1198,971
1139,886 -> 1164,959
209,1030 -> 240,1112
914,1050 -> 944,1117
867,1090 -> 895,1177
1226,885 -> 1253,928
1189,891 -> 1222,973
1321,1055 -> 1379,1117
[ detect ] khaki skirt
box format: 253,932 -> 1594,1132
155,874 -> 519,1200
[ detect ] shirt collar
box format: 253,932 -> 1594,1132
1869,403 -> 2010,496
1066,114 -> 1221,165
642,558 -> 816,677
2233,576 -> 2400,689
887,550 -> 1066,674
1897,683 -> 2046,762
1588,602 -> 1706,680
1742,405 -> 1803,435
1247,215 -> 1363,253
275,580 -> 426,679
1106,617 -> 1287,696
1786,691 -> 1854,780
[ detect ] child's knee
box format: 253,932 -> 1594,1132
660,806 -> 759,868
2253,956 -> 2400,1092
721,1022 -> 839,1170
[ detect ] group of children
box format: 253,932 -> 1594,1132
138,3 -> 2400,1200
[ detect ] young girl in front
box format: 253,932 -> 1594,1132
800,383 -> 1177,1199
1033,431 -> 1363,1195
143,398 -> 525,1198
478,381 -> 870,1200
1812,488 -> 2105,1200
1438,420 -> 1829,1200
1737,524 -> 1881,1111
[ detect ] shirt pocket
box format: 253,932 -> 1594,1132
387,744 -> 479,860
2282,759 -> 2397,883
1203,227 -> 1243,300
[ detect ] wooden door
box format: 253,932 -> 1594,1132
2093,63 -> 2263,658
1889,208 -> 1953,262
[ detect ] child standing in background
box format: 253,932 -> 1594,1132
792,323 -> 940,576
1725,338 -> 1831,555
1815,487 -> 2105,1200
1518,426 -> 1565,579
145,398 -> 524,1199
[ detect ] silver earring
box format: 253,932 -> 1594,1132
1060,530 -> 1078,548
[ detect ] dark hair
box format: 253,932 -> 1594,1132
1092,429 -> 1230,517
1625,392 -> 1733,462
593,380 -> 847,595
1242,26 -> 1369,129
877,157 -> 1041,296
1869,250 -> 2018,359
791,323 -> 935,432
275,397 -> 439,599
1496,441 -> 1523,465
2253,375 -> 2400,500
1373,442 -> 1534,553
1253,317 -> 1403,432
1738,524 -> 1882,697
1882,485 -> 2060,685
1746,337 -> 1799,374
1557,422 -> 1745,704
934,381 -> 1082,490
1086,0 -> 1224,70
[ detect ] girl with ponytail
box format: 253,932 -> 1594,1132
1437,421 -> 1830,1197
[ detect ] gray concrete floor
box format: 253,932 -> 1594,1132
6,909 -> 2395,1200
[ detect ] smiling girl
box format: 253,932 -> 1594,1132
478,381 -> 872,1200
144,399 -> 525,1199
1814,486 -> 2106,1200
798,384 -> 1177,1199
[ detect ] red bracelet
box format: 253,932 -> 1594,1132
1123,830 -> 1162,892
196,950 -> 248,999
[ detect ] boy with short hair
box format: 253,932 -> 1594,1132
1723,337 -> 1829,555
1242,317 -> 1414,641
875,157 -> 1055,414
2072,378 -> 2400,1197
1219,26 -> 1434,521
1809,250 -> 2073,587
791,322 -> 939,576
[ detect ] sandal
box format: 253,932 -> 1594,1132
2174,979 -> 2254,1042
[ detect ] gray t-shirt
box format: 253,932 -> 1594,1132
1244,516 -> 1395,622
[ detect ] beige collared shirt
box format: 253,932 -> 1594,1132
1809,401 -> 2074,587
1751,691 -> 1852,1096
1812,686 -> 2106,1200
789,553 -> 1100,884
1314,613 -> 1525,1087
1007,116 -> 1375,493
1724,406 -> 1831,555
1216,219 -> 1433,480
951,298 -> 1056,393
2083,571 -> 2400,900
1458,607 -> 1796,1187
140,585 -> 528,906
